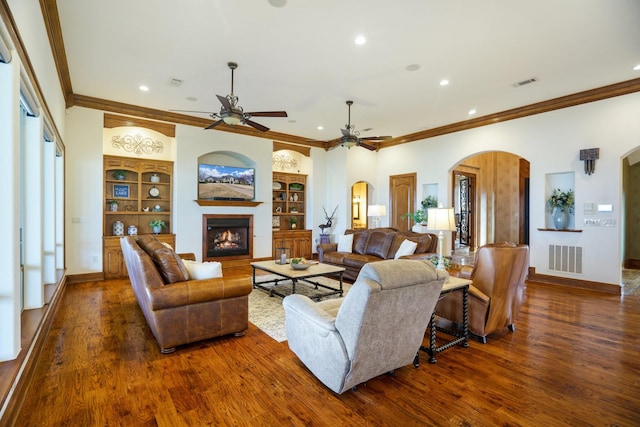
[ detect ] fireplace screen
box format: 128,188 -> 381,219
205,216 -> 251,258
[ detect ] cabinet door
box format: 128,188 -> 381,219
104,239 -> 126,278
292,231 -> 312,259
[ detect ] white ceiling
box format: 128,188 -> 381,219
56,0 -> 640,142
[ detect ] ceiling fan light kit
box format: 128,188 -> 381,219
173,61 -> 287,132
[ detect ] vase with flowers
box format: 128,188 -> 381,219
547,188 -> 574,230
149,219 -> 166,234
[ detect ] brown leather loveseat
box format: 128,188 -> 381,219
317,228 -> 438,281
121,235 -> 252,353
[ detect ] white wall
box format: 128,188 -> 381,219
374,92 -> 640,285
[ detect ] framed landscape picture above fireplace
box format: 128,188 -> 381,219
198,163 -> 255,201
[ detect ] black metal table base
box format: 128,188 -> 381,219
252,268 -> 344,301
420,285 -> 469,363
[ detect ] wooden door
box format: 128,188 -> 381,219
389,173 -> 416,231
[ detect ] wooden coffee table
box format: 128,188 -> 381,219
251,260 -> 346,300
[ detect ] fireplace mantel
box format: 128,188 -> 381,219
195,199 -> 263,207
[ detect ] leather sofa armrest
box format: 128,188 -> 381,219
317,243 -> 338,262
178,253 -> 196,261
148,274 -> 252,310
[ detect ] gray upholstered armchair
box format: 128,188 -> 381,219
282,259 -> 447,394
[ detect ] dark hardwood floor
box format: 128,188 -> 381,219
11,275 -> 640,426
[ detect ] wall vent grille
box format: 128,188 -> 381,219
548,245 -> 583,274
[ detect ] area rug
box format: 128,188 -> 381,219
248,274 -> 351,342
622,269 -> 640,297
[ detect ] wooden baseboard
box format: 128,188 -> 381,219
623,259 -> 640,269
66,272 -> 104,284
527,267 -> 621,295
0,274 -> 68,426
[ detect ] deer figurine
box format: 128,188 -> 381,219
319,206 -> 338,234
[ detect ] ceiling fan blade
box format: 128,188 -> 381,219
204,119 -> 224,130
361,135 -> 392,141
358,141 -> 377,151
246,111 -> 288,117
340,128 -> 350,137
169,109 -> 214,114
245,119 -> 270,132
217,94 -> 232,110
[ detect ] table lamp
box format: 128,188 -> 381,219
427,207 -> 456,270
367,204 -> 386,228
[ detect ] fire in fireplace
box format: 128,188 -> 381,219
203,215 -> 253,260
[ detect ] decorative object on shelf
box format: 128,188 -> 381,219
149,186 -> 160,198
289,183 -> 303,191
150,173 -> 160,183
149,219 -> 166,234
112,170 -> 127,180
580,148 -> 599,175
427,207 -> 456,270
289,217 -> 297,229
142,206 -> 150,212
272,216 -> 280,229
319,205 -> 338,234
272,181 -> 282,190
113,184 -> 130,198
290,207 -> 298,213
546,188 -> 575,230
275,206 -> 282,213
152,204 -> 163,212
367,204 -> 387,229
293,193 -> 298,202
113,220 -> 124,236
128,224 -> 138,236
107,199 -> 119,211
290,195 -> 294,202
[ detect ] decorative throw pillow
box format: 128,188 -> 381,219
337,233 -> 354,253
182,260 -> 223,280
137,237 -> 189,284
394,239 -> 418,259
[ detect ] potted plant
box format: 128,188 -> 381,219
289,217 -> 297,229
401,209 -> 427,225
112,170 -> 127,180
546,188 -> 574,230
107,199 -> 120,211
421,196 -> 439,222
149,219 -> 166,234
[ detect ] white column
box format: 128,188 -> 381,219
55,150 -> 64,270
0,55 -> 21,361
43,140 -> 56,284
23,114 -> 45,309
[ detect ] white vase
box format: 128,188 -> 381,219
152,225 -> 162,234
150,173 -> 160,183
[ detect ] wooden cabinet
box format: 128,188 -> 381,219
103,155 -> 174,278
273,230 -> 312,260
272,172 -> 306,231
272,172 -> 311,259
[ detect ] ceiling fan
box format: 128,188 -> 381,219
172,62 -> 287,132
334,100 -> 391,151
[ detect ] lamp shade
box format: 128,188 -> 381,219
368,205 -> 386,217
427,207 -> 456,231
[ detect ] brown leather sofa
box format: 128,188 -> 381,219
120,235 -> 252,353
436,242 -> 529,343
317,228 -> 438,281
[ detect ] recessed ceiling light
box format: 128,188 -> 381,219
468,109 -> 477,115
440,79 -> 449,86
139,85 -> 149,91
634,64 -> 640,71
406,64 -> 420,72
186,96 -> 197,102
317,126 -> 324,130
354,35 -> 366,45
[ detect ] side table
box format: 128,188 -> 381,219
421,276 -> 471,363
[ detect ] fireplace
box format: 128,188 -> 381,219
203,214 -> 253,261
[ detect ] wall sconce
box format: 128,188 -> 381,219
580,148 -> 599,175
